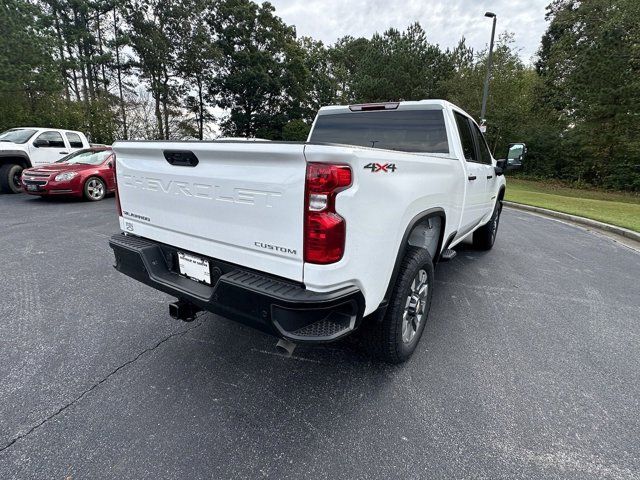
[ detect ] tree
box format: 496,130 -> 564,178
444,34 -> 541,158
327,36 -> 370,103
110,4 -> 130,139
330,24 -> 452,104
536,0 -> 640,190
282,119 -> 310,141
0,0 -> 63,130
297,37 -> 338,122
125,0 -> 185,139
209,0 -> 307,139
175,0 -> 219,140
1,0 -> 637,191
15,0 -> 126,143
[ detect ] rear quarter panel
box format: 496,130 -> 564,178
303,144 -> 465,315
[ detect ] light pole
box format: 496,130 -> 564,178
480,11 -> 497,127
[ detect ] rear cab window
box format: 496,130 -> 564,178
309,109 -> 449,154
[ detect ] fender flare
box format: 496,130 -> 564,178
377,207 -> 447,314
0,151 -> 32,168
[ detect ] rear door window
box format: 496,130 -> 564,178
309,109 -> 449,154
66,132 -> 83,148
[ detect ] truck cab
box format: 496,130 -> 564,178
0,127 -> 90,193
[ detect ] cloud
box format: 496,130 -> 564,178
268,0 -> 549,63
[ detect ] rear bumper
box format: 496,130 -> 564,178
109,233 -> 365,343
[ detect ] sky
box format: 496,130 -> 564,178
268,0 -> 551,63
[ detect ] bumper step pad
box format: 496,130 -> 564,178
109,233 -> 365,343
292,312 -> 353,338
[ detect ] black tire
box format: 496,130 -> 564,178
361,247 -> 434,363
0,163 -> 24,194
83,176 -> 106,201
473,198 -> 503,250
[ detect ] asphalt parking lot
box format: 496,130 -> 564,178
1,193 -> 639,479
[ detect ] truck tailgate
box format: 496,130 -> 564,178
113,141 -> 306,282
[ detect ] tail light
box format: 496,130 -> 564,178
304,163 -> 352,264
113,155 -> 122,216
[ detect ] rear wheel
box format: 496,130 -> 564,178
473,197 -> 502,250
0,163 -> 24,194
84,177 -> 106,201
362,247 -> 434,363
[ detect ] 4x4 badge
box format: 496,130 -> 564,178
364,163 -> 397,173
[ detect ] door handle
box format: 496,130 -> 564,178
164,150 -> 199,167
486,175 -> 493,179
59,151 -> 69,154
468,175 -> 477,181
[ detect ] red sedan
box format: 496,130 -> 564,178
22,147 -> 116,201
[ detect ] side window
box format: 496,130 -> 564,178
66,132 -> 83,148
454,112 -> 477,162
35,131 -> 65,148
471,123 -> 493,165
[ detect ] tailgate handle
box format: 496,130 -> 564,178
163,150 -> 199,167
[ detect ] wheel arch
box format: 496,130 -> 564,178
84,173 -> 107,183
0,152 -> 32,169
379,207 -> 447,310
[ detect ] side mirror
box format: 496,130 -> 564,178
505,143 -> 527,171
33,139 -> 50,148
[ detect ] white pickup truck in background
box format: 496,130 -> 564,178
0,127 -> 90,193
109,100 -> 526,363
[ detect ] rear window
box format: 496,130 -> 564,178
309,109 -> 449,154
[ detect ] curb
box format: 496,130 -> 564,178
503,201 -> 640,243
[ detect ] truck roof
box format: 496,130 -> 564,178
318,99 -> 454,115
316,99 -> 478,127
11,127 -> 85,134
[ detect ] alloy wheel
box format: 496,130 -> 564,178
87,179 -> 105,200
402,269 -> 429,344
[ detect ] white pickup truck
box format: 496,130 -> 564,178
109,100 -> 526,363
0,127 -> 90,193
